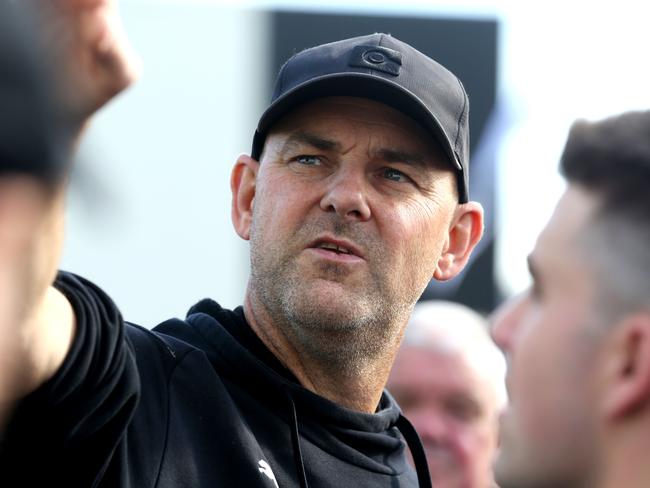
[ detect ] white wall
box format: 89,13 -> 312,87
61,2 -> 269,327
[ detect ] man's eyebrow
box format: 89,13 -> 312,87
376,148 -> 427,167
280,131 -> 340,154
278,132 -> 442,168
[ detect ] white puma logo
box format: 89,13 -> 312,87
258,459 -> 279,488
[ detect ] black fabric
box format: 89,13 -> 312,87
1,273 -> 424,487
284,386 -> 309,488
186,298 -> 295,381
0,272 -> 139,486
396,415 -> 432,488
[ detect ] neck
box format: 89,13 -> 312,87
599,421 -> 650,488
243,287 -> 400,413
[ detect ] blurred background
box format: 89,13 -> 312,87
60,0 -> 650,327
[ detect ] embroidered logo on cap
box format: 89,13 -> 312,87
348,45 -> 402,76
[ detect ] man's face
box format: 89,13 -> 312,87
491,186 -> 605,488
388,347 -> 500,488
247,97 -> 459,364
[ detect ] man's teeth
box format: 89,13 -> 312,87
318,243 -> 350,254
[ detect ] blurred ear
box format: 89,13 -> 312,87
230,154 -> 259,241
602,313 -> 650,420
433,201 -> 484,281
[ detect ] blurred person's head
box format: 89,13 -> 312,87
388,300 -> 507,488
0,1 -> 65,183
492,110 -> 650,488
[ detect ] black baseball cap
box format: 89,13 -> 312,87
251,33 -> 470,203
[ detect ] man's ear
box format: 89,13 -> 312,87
230,154 -> 259,241
433,201 -> 484,281
601,313 -> 650,420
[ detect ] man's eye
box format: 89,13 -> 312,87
383,167 -> 408,182
446,396 -> 481,422
295,155 -> 321,166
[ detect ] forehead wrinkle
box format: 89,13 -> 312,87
271,111 -> 447,173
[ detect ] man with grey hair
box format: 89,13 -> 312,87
388,300 -> 506,488
492,110 -> 650,488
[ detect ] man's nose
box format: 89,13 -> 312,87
319,166 -> 371,222
490,292 -> 527,354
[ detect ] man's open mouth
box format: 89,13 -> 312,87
316,242 -> 351,255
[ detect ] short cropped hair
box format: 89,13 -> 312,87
560,111 -> 650,318
402,300 -> 507,410
561,111 -> 650,221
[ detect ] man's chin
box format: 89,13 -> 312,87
296,278 -> 372,315
289,296 -> 373,332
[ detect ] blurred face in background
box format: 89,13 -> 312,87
389,345 -> 501,488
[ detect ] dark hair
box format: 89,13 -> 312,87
560,110 -> 650,221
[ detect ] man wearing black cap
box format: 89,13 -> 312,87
0,2 -> 483,487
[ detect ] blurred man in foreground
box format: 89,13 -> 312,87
492,110 -> 650,488
389,300 -> 506,488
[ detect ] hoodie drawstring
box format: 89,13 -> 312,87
284,387 -> 309,488
396,414 -> 432,488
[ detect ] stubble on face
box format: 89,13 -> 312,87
249,211 -> 413,374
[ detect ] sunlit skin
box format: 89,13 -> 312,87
389,347 -> 500,488
0,178 -> 72,425
231,97 -> 484,412
491,187 -> 604,488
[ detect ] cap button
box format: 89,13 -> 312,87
364,50 -> 386,64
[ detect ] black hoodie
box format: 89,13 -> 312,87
1,272 -> 431,487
